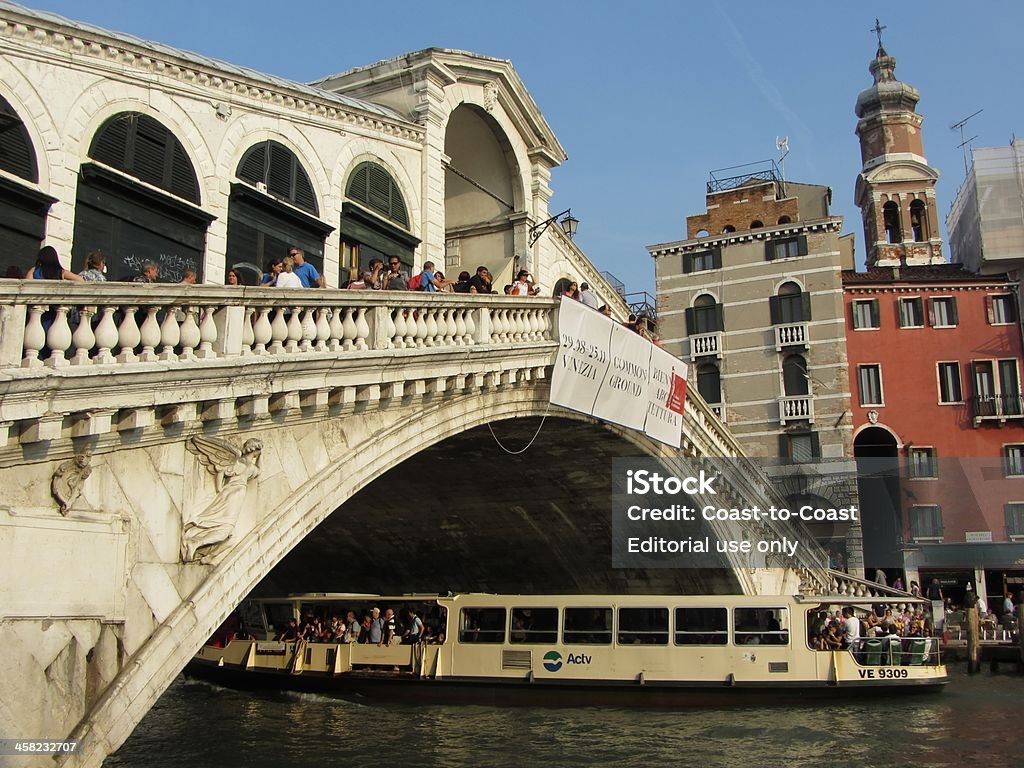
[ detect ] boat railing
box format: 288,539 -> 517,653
852,636 -> 942,667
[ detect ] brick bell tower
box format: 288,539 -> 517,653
854,23 -> 944,267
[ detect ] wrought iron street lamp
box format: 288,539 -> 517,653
528,208 -> 579,246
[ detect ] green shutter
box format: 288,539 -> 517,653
950,296 -> 959,325
810,432 -> 821,458
712,247 -> 722,269
801,293 -> 812,321
0,96 -> 38,183
714,303 -> 725,332
769,295 -> 782,325
797,235 -> 808,256
683,253 -> 693,273
870,299 -> 880,327
765,239 -> 775,261
684,307 -> 695,335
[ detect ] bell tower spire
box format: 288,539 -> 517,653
854,27 -> 944,267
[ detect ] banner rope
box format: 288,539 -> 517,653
487,401 -> 553,455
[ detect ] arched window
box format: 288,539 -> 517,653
0,94 -> 54,275
88,112 -> 199,203
910,199 -> 927,242
74,111 -> 211,281
686,293 -> 724,335
750,220 -> 764,229
770,281 -> 810,324
696,363 -> 722,405
346,161 -> 408,228
883,200 -> 901,244
227,140 -> 330,284
782,354 -> 809,396
777,215 -> 792,225
237,140 -> 318,215
340,161 -> 418,282
695,229 -> 710,238
722,224 -> 736,234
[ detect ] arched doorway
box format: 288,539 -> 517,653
854,426 -> 903,578
444,104 -> 522,279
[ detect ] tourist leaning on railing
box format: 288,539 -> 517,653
27,245 -> 82,282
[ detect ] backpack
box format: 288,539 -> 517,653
408,272 -> 423,290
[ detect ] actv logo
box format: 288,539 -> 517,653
542,651 -> 562,672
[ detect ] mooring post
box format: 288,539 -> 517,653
966,605 -> 980,674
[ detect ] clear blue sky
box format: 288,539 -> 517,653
22,0 -> 1024,295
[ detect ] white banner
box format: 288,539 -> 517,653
551,299 -> 687,448
550,297 -> 611,414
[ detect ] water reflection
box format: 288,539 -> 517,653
106,668 -> 1023,768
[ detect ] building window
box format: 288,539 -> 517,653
852,298 -> 880,329
750,220 -> 764,229
972,360 -> 1023,418
1007,503 -> 1024,538
765,235 -> 806,261
237,140 -> 318,215
908,447 -> 938,478
685,294 -> 724,335
770,281 -> 810,324
696,363 -> 722,405
988,294 -> 1018,325
937,362 -> 963,403
782,354 -> 810,396
779,431 -> 819,463
858,364 -> 883,406
722,225 -> 736,234
683,248 -> 721,273
777,215 -> 792,225
909,505 -> 943,541
346,161 -> 409,228
928,296 -> 958,327
1004,445 -> 1024,477
910,199 -> 928,242
883,200 -> 902,243
898,297 -> 924,328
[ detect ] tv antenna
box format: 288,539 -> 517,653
950,108 -> 983,176
776,136 -> 790,185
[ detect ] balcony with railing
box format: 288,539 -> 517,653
774,322 -> 808,351
779,395 -> 814,425
971,394 -> 1024,425
689,331 -> 722,359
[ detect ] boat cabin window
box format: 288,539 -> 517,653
563,607 -> 612,645
734,607 -> 789,645
674,607 -> 728,645
510,608 -> 558,644
618,608 -> 669,645
460,608 -> 506,643
263,602 -> 297,637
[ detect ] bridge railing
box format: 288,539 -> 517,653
0,282 -> 555,370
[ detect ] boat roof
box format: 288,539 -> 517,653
265,592 -> 927,606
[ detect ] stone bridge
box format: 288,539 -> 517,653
0,283 -> 836,766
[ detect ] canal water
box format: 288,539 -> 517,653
106,667 -> 1023,768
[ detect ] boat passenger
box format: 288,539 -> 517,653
368,608 -> 384,645
382,608 -> 398,646
275,618 -> 299,641
841,607 -> 860,650
403,609 -> 424,644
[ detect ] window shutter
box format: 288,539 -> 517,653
870,299 -> 880,328
266,142 -> 293,200
711,248 -> 722,269
778,433 -> 790,460
985,295 -> 994,324
927,297 -> 936,327
685,307 -> 695,336
851,302 -> 861,329
769,295 -> 782,325
714,303 -> 725,332
765,240 -> 775,261
949,296 -> 959,325
90,115 -> 131,169
897,298 -> 907,328
797,235 -> 808,256
810,432 -> 821,458
238,143 -> 267,185
0,96 -> 38,182
801,293 -> 812,321
683,253 -> 693,274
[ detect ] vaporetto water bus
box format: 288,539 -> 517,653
187,591 -> 948,705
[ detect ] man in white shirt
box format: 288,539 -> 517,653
579,282 -> 600,309
842,606 -> 860,650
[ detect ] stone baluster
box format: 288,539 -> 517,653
424,308 -> 438,347
442,309 -> 456,346
196,307 -> 218,359
138,306 -> 161,362
327,307 -> 344,351
21,305 -> 46,368
340,308 -> 357,351
463,307 -> 477,345
116,306 -> 141,363
45,305 -> 73,368
392,308 -> 407,348
178,306 -> 201,360
454,308 -> 467,346
314,308 -> 331,351
414,307 -> 428,348
491,308 -> 506,343
268,308 -> 288,354
93,306 -> 118,364
528,309 -> 541,341
252,308 -> 272,355
385,309 -> 399,352
354,308 -> 370,350
159,307 -> 180,361
299,308 -> 316,352
70,306 -> 96,366
285,307 -> 302,353
241,308 -> 255,356
511,309 -> 524,342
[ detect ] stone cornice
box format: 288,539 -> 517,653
647,217 -> 844,257
0,8 -> 425,143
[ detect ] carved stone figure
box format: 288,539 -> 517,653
51,449 -> 92,515
182,436 -> 263,563
867,409 -> 879,424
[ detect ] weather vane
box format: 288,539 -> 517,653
871,18 -> 886,48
